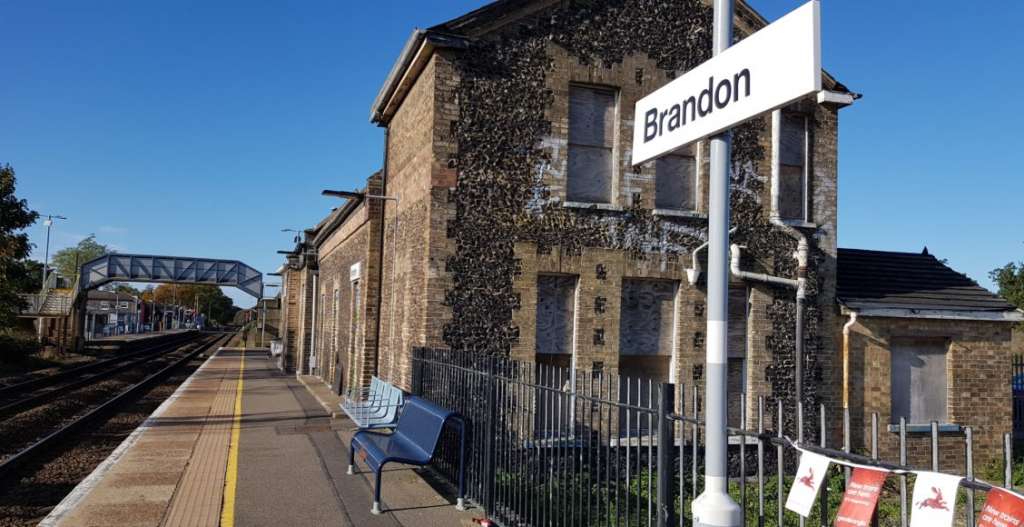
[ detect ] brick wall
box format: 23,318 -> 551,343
377,52 -> 459,391
313,174 -> 384,394
279,263 -> 302,372
505,37 -> 840,429
319,1 -> 848,433
294,264 -> 316,375
844,316 -> 1015,469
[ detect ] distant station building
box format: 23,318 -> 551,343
271,0 -> 1022,467
82,290 -> 141,338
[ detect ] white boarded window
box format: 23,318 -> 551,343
655,150 -> 697,211
891,337 -> 948,424
535,275 -> 577,356
534,276 -> 576,436
779,113 -> 808,221
619,279 -> 677,358
567,85 -> 615,204
618,279 -> 677,437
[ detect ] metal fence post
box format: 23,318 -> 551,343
658,383 -> 676,527
483,355 -> 498,514
1005,432 -> 1013,489
411,350 -> 424,396
966,426 -> 975,527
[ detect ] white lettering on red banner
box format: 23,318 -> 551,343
910,472 -> 961,527
785,451 -> 831,517
978,488 -> 1024,527
835,467 -> 888,527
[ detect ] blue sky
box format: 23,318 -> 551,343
4,1 -> 1022,309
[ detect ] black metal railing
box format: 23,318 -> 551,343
412,348 -> 1019,527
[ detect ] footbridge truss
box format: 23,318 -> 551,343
80,254 -> 264,298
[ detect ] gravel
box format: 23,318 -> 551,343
0,336 -> 221,527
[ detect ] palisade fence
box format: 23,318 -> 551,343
411,348 -> 1019,527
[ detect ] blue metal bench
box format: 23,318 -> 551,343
340,377 -> 403,429
348,396 -> 467,515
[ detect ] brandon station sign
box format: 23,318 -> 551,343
631,0 -> 822,165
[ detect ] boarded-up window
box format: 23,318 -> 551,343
567,85 -> 615,203
618,279 -> 676,437
536,275 -> 577,356
655,150 -> 697,211
779,113 -> 808,221
891,338 -> 948,424
534,360 -> 572,439
619,279 -> 677,357
535,275 -> 576,439
618,279 -> 677,436
727,287 -> 749,428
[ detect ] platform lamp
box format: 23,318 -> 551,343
37,213 -> 67,343
261,280 -> 280,347
321,189 -> 400,381
281,228 -> 302,244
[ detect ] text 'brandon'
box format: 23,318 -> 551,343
643,69 -> 752,143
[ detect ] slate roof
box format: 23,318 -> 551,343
836,248 -> 1018,314
372,0 -> 851,124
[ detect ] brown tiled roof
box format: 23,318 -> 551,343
837,248 -> 1016,313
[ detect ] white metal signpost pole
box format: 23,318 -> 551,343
629,2 -> 820,526
693,1 -> 742,525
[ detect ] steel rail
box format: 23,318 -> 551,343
0,331 -> 198,400
0,333 -> 229,481
0,333 -> 204,419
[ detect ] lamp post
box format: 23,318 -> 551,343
37,214 -> 67,343
281,228 -> 302,244
39,214 -> 67,291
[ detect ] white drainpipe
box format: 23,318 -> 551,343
841,310 -> 858,410
729,244 -> 798,289
770,109 -> 811,407
686,227 -> 737,286
684,110 -> 814,408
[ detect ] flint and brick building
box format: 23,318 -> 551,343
837,248 -> 1022,466
272,0 -> 1023,468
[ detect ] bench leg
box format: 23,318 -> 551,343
348,440 -> 356,475
371,468 -> 383,515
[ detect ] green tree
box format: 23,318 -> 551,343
0,164 -> 40,329
9,259 -> 44,294
991,262 -> 1024,326
146,283 -> 238,325
51,235 -> 109,282
109,283 -> 141,296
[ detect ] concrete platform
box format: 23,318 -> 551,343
87,329 -> 192,343
41,347 -> 480,527
85,329 -> 196,352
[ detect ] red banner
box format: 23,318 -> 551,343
834,467 -> 888,527
978,488 -> 1024,527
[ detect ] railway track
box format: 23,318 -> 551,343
0,332 -> 228,480
0,332 -> 197,392
0,333 -> 201,420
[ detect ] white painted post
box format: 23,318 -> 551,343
691,1 -> 742,526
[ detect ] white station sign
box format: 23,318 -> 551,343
631,0 -> 821,165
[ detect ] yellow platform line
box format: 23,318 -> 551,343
219,349 -> 245,527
